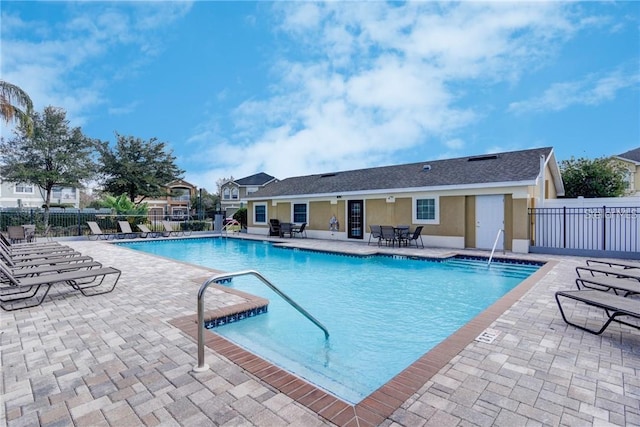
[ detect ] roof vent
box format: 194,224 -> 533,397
320,173 -> 337,178
422,164 -> 431,171
468,155 -> 498,162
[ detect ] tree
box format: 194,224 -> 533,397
100,193 -> 148,216
559,156 -> 627,198
0,106 -> 97,224
97,133 -> 185,203
0,80 -> 34,136
190,188 -> 219,219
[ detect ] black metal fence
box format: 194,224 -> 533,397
529,206 -> 640,259
0,209 -> 214,238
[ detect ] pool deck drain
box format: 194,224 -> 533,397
2,234 -> 639,427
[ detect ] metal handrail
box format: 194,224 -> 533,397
487,229 -> 504,266
194,269 -> 329,372
221,219 -> 241,235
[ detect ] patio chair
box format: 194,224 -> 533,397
575,275 -> 640,298
137,224 -> 160,238
87,221 -> 117,240
555,289 -> 640,335
1,247 -> 93,268
118,221 -> 141,239
0,232 -> 60,249
280,222 -> 294,238
0,247 -> 86,269
1,239 -> 77,256
404,226 -> 424,249
0,261 -> 121,311
368,225 -> 382,246
7,226 -> 27,243
576,265 -> 640,282
395,225 -> 411,246
269,219 -> 281,237
3,259 -> 103,280
380,226 -> 397,247
292,223 -> 307,238
162,220 -> 185,237
586,259 -> 640,270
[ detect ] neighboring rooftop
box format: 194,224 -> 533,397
233,172 -> 277,186
617,147 -> 640,163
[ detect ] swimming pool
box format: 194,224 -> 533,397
121,237 -> 541,403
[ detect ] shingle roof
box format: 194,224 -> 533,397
234,172 -> 276,186
617,147 -> 640,163
249,147 -> 555,198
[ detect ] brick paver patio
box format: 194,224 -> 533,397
1,234 -> 639,426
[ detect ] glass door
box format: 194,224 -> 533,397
347,200 -> 364,239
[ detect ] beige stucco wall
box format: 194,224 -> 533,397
248,181 -> 556,251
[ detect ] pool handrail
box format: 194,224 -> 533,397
194,269 -> 329,372
487,228 -> 504,267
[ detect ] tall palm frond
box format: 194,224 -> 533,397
0,80 -> 34,135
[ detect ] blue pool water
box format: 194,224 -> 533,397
121,238 -> 541,403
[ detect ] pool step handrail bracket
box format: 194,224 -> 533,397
487,228 -> 504,267
194,269 -> 329,372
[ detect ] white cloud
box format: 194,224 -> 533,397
0,3 -> 191,132
508,69 -> 640,114
196,1 -> 584,180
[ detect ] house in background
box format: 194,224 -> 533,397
0,178 -> 80,208
245,147 -> 564,253
219,172 -> 277,218
613,147 -> 640,196
142,179 -> 198,220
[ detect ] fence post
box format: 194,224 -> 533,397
602,205 -> 607,251
562,206 -> 566,249
77,210 -> 82,236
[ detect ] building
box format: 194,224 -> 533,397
219,173 -> 277,217
142,179 -> 198,220
0,178 -> 80,209
245,147 -> 564,253
613,147 -> 640,196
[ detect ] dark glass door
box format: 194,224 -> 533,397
347,200 -> 364,239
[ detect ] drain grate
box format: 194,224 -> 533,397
475,328 -> 501,344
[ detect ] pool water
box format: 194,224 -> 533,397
121,238 -> 541,403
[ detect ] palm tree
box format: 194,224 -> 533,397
0,80 -> 34,135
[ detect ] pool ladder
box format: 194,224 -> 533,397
194,270 -> 329,372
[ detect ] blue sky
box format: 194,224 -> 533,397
2,1 -> 639,193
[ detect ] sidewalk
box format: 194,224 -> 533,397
2,237 -> 639,426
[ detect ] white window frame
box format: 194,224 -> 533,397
223,188 -> 231,200
412,196 -> 439,225
14,183 -> 34,194
231,188 -> 239,200
291,202 -> 308,224
253,202 -> 268,224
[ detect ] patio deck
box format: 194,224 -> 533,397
1,234 -> 639,426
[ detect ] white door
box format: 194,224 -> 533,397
476,195 -> 504,250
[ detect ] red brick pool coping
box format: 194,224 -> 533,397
170,260 -> 556,426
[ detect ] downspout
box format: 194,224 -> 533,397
538,154 -> 546,208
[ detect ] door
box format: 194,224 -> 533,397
347,200 -> 364,239
476,195 -> 504,250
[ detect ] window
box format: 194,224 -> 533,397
246,187 -> 258,195
413,197 -> 439,224
223,188 -> 230,200
254,203 -> 267,224
172,188 -> 190,202
293,203 -> 307,223
14,183 -> 34,194
231,188 -> 239,200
